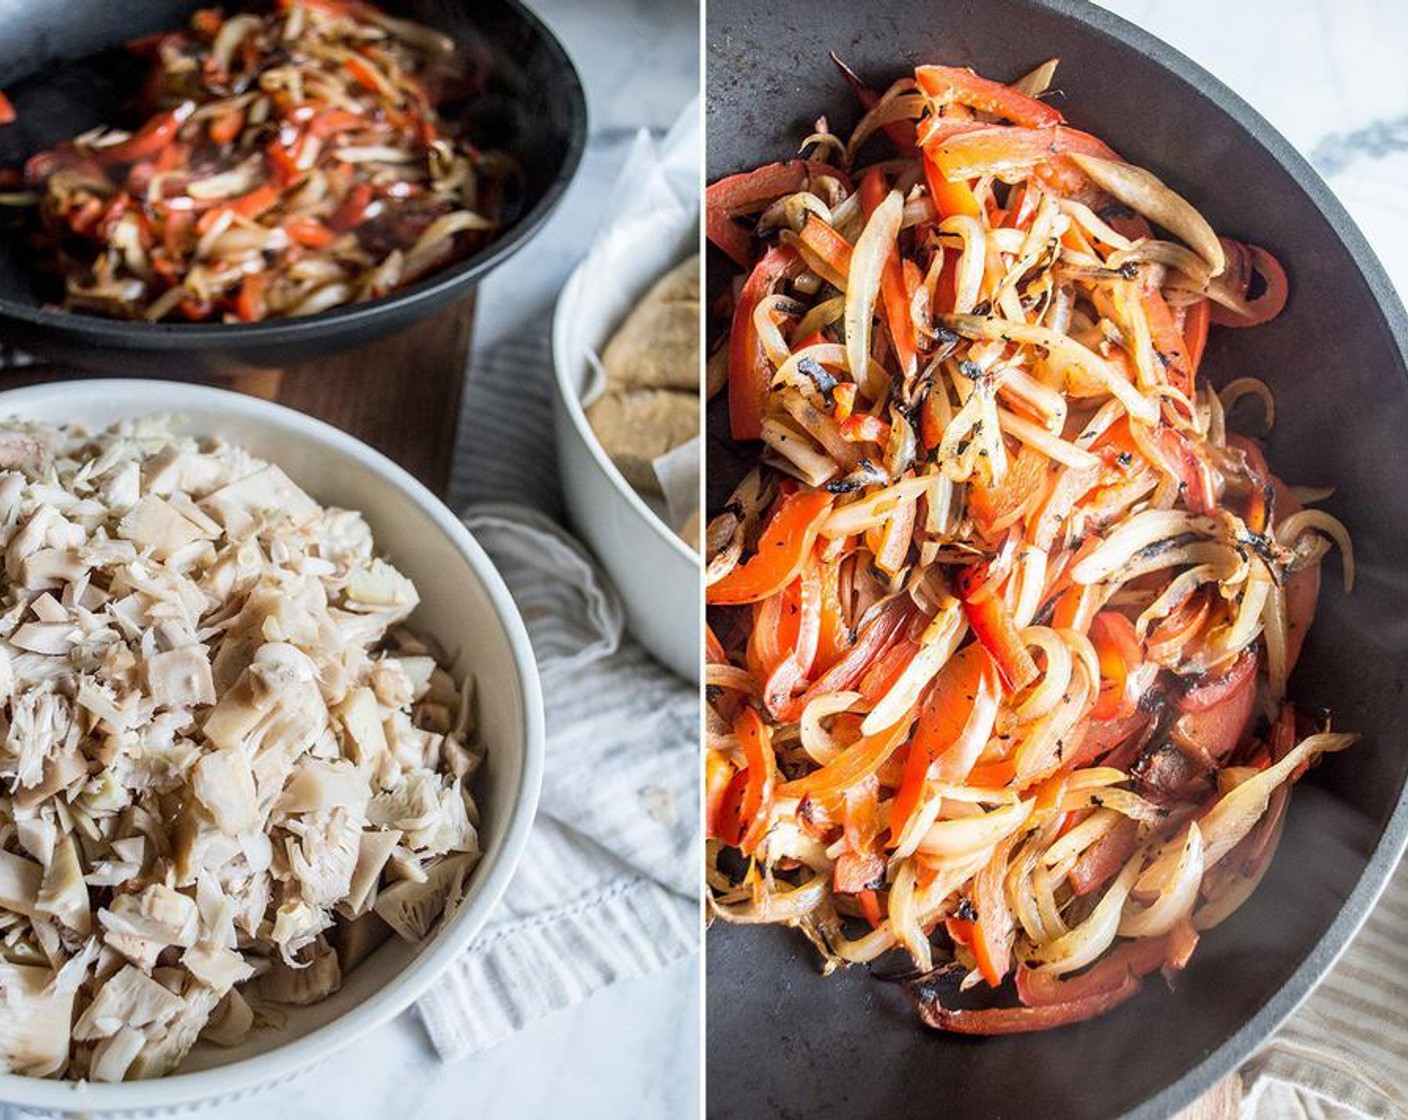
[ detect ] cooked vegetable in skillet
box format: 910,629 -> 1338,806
705,57 -> 1353,1033
0,0 -> 507,322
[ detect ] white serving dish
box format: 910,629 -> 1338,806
0,380 -> 545,1116
550,221 -> 700,682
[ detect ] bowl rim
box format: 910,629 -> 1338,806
549,233 -> 697,567
706,1 -> 1408,1117
0,0 -> 588,351
0,379 -> 547,1113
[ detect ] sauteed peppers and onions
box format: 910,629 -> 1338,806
704,59 -> 1356,1034
1,0 -> 506,322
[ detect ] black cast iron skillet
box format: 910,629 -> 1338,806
0,0 -> 585,372
705,1 -> 1408,1117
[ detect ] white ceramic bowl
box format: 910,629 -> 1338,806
551,222 -> 700,682
0,380 -> 545,1115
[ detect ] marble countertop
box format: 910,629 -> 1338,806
1096,0 -> 1408,294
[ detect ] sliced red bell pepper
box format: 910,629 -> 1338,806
915,65 -> 1064,128
859,168 -> 919,377
779,598 -> 911,721
836,784 -> 887,895
208,106 -> 245,147
761,561 -> 823,716
706,160 -> 848,268
964,921 -> 1009,991
857,888 -> 884,928
812,557 -> 852,673
1183,297 -> 1212,381
968,836 -> 1017,985
914,977 -> 1140,1034
796,213 -> 853,285
921,144 -> 982,220
727,244 -> 802,441
1035,127 -> 1124,200
235,271 -> 270,323
839,413 -> 891,445
889,644 -> 1001,843
264,136 -> 303,185
309,107 -> 370,139
968,445 -> 1050,538
705,751 -> 738,840
285,215 -> 338,248
330,182 -> 374,231
966,758 -> 1018,787
228,180 -> 282,220
776,714 -> 913,800
962,589 -> 1038,691
733,706 -> 777,854
857,638 -> 919,706
928,126 -> 1061,182
707,489 -> 832,606
93,102 -> 195,166
1088,611 -> 1144,720
343,54 -> 386,96
1141,283 -> 1194,399
871,498 -> 917,577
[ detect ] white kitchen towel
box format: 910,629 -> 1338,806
1242,856 -> 1408,1120
413,106 -> 702,1058
414,504 -> 698,1059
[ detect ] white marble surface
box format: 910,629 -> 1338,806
1095,0 -> 1408,296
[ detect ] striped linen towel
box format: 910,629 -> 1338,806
414,110 -> 702,1056
1243,858 -> 1408,1120
414,504 -> 697,1058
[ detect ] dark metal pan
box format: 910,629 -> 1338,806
0,0 -> 585,372
705,1 -> 1408,1117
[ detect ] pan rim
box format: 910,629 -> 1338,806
704,1 -> 1408,1116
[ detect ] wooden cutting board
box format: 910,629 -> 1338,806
0,292 -> 475,497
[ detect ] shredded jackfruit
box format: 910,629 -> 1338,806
0,416 -> 484,1081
